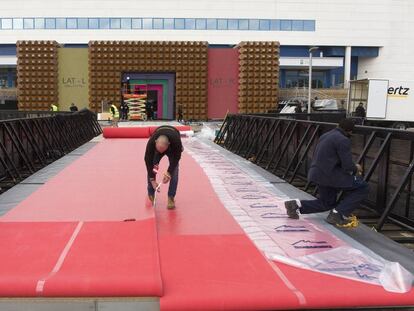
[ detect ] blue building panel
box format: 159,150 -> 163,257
322,46 -> 378,57
0,44 -> 17,56
351,47 -> 379,57
280,46 -> 310,57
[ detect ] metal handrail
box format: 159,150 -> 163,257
215,114 -> 414,233
0,109 -> 101,192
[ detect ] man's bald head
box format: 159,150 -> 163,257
155,135 -> 170,153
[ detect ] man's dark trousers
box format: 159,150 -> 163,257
300,176 -> 368,217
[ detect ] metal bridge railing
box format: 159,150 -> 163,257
0,110 -> 72,121
0,109 -> 102,192
215,114 -> 414,233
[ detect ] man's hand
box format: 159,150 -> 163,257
151,180 -> 160,191
163,172 -> 171,184
152,164 -> 159,175
356,164 -> 363,176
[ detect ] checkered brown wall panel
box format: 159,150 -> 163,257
237,41 -> 279,114
17,41 -> 59,110
88,41 -> 208,120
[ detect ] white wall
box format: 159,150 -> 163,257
357,1 -> 414,80
1,0 -> 414,80
0,0 -> 394,46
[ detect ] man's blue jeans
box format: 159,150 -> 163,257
147,165 -> 179,198
300,176 -> 369,217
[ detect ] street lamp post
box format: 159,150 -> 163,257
308,47 -> 319,114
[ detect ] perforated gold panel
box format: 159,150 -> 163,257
17,41 -> 59,111
88,41 -> 208,120
237,41 -> 279,114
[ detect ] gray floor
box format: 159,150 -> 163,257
0,299 -> 159,311
199,137 -> 414,275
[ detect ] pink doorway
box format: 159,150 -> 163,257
134,85 -> 164,118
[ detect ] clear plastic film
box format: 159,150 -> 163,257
185,137 -> 413,293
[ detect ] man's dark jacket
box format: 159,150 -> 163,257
308,128 -> 357,188
145,126 -> 183,179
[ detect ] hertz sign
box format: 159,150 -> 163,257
388,86 -> 410,98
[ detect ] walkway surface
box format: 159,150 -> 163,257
0,128 -> 413,310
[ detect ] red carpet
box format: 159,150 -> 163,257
154,151 -> 414,310
1,139 -> 153,222
0,140 -> 162,297
0,137 -> 413,309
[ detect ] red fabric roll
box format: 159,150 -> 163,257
149,126 -> 192,136
103,127 -> 150,138
148,126 -> 159,136
174,125 -> 192,132
103,126 -> 192,138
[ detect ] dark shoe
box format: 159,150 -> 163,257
284,200 -> 300,219
167,197 -> 175,209
326,210 -> 356,227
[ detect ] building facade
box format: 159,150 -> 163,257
0,0 -> 413,113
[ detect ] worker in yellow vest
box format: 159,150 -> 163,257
109,102 -> 119,127
50,104 -> 58,112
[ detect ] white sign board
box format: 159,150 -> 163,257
366,79 -> 389,119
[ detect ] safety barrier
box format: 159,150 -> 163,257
215,114 -> 414,235
0,109 -> 101,192
0,110 -> 70,121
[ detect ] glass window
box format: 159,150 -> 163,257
164,18 -> 174,29
196,19 -> 206,30
238,19 -> 248,30
142,18 -> 152,29
99,18 -> 110,29
174,18 -> 185,29
131,18 -> 142,29
45,18 -> 56,29
270,19 -> 280,30
9,69 -> 17,88
304,20 -> 315,31
1,19 -> 12,29
280,20 -> 292,31
67,18 -> 77,29
206,18 -> 217,30
259,19 -> 270,30
0,17 -> 315,32
249,19 -> 259,30
110,18 -> 121,29
13,18 -> 23,29
23,18 -> 34,29
185,18 -> 195,29
35,18 -> 45,29
153,18 -> 163,29
121,18 -> 131,29
56,18 -> 66,29
0,69 -> 7,88
292,20 -> 303,31
217,19 -> 227,30
78,18 -> 88,29
285,70 -> 325,88
89,18 -> 99,29
228,19 -> 238,30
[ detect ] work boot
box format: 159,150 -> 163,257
148,195 -> 154,204
284,200 -> 300,219
167,197 -> 175,210
326,210 -> 356,228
